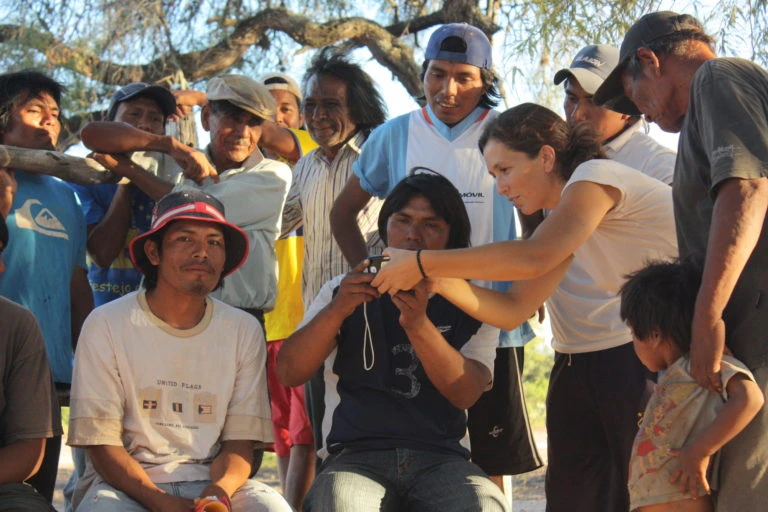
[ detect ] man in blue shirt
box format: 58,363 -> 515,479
69,82 -> 178,306
0,69 -> 93,503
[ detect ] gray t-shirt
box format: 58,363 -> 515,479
673,57 -> 768,368
0,297 -> 62,449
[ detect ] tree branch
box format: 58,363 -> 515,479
0,0 -> 497,100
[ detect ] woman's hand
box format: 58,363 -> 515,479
371,247 -> 422,295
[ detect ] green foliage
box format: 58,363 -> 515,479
521,335 -> 552,432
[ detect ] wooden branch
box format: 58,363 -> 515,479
0,0 -> 497,100
0,145 -> 120,186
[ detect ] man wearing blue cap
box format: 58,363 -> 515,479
594,11 -> 768,509
70,83 -> 181,308
330,23 -> 541,491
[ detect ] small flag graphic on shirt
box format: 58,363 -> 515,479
198,404 -> 212,415
143,400 -> 158,410
172,402 -> 183,413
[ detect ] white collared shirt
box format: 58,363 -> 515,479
604,121 -> 676,185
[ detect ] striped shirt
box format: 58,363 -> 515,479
282,131 -> 383,305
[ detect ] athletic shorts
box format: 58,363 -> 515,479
467,346 -> 543,475
266,340 -> 314,457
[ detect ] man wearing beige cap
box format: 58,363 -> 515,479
81,74 -> 292,324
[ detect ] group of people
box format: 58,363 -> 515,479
0,9 -> 766,512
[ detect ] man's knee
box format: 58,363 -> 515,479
230,479 -> 292,512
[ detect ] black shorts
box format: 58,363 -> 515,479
467,346 -> 543,476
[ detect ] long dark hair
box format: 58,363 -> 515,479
303,48 -> 387,133
378,171 -> 471,250
478,103 -> 605,181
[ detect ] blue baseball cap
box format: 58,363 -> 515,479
425,23 -> 493,69
108,82 -> 176,121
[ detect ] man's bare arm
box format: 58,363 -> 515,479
691,176 -> 768,392
88,445 -> 193,512
330,175 -> 375,266
260,121 -> 300,163
87,185 -> 132,268
0,438 -> 45,484
81,122 -> 217,182
197,440 -> 254,503
70,267 -> 93,352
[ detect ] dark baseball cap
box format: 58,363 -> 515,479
129,190 -> 249,278
553,45 -> 619,95
425,23 -> 493,69
594,11 -> 705,115
107,82 -> 177,121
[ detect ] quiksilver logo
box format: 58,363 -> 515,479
14,199 -> 69,240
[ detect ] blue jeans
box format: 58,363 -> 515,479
76,479 -> 290,512
63,446 -> 87,512
304,448 -> 509,512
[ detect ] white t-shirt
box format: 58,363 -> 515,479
604,121 -> 676,185
69,291 -> 272,484
546,159 -> 678,353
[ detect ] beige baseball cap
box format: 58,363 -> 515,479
259,72 -> 302,102
206,74 -> 276,119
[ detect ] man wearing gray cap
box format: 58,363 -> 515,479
554,44 -> 674,184
594,11 -> 768,509
330,23 -> 542,494
81,74 -> 293,325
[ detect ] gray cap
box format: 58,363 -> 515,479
259,72 -> 302,102
206,74 -> 276,119
594,11 -> 706,115
553,45 -> 619,95
107,83 -> 176,121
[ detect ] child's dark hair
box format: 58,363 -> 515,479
619,258 -> 703,354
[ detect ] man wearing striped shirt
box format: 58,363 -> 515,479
280,48 -> 387,457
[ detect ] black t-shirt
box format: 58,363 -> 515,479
673,57 -> 768,368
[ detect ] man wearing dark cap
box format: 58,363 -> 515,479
67,190 -> 291,512
594,11 -> 768,508
330,23 -> 541,492
0,214 -> 61,512
554,44 -> 674,184
80,74 -> 293,327
70,82 -> 180,308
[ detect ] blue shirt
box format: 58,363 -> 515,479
0,171 -> 87,383
69,183 -> 154,306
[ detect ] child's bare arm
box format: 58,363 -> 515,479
671,373 -> 764,496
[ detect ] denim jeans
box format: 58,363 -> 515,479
76,479 -> 291,512
304,448 -> 509,512
63,446 -> 87,512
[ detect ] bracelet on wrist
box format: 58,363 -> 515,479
416,249 -> 428,279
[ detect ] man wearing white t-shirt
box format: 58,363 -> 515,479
68,190 -> 290,512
